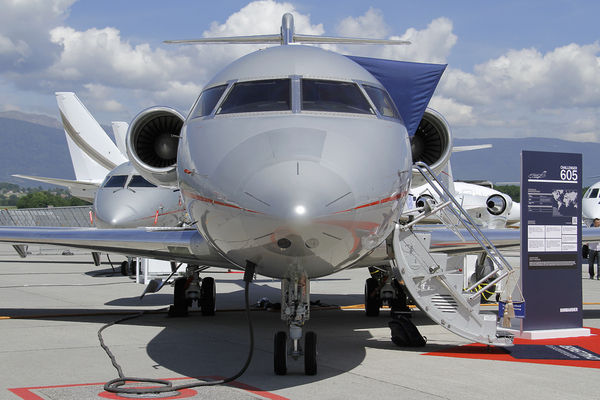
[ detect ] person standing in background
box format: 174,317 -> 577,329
588,218 -> 600,279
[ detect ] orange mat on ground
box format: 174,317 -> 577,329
425,328 -> 600,369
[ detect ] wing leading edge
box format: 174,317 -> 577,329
2,224 -> 598,268
0,227 -> 236,269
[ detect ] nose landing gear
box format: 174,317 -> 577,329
274,269 -> 318,375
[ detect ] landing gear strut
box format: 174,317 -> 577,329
168,265 -> 216,317
365,266 -> 410,318
274,268 -> 318,375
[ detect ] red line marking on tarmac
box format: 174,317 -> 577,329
8,376 -> 290,400
425,327 -> 600,369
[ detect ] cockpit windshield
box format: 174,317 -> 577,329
189,84 -> 228,119
190,76 -> 401,120
217,79 -> 291,114
301,79 -> 374,115
362,84 -> 401,120
587,188 -> 599,199
102,175 -> 127,189
129,175 -> 157,188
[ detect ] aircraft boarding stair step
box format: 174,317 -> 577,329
391,225 -> 513,346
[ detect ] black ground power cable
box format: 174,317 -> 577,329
99,262 -> 257,396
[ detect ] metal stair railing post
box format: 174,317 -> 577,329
410,161 -> 514,300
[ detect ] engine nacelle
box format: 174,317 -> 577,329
486,193 -> 512,216
126,107 -> 185,188
411,108 -> 453,187
415,194 -> 436,208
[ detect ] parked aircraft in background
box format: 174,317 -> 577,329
14,92 -> 187,230
0,14 -> 550,381
405,109 -> 519,229
583,180 -> 600,226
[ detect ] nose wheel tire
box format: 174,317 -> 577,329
304,331 -> 318,375
274,331 -> 288,375
169,277 -> 189,317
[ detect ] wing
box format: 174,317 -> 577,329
0,226 -> 236,269
421,225 -> 600,254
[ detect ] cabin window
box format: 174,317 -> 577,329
129,175 -> 157,188
588,188 -> 599,198
301,79 -> 374,114
362,85 -> 401,120
189,84 -> 228,118
217,79 -> 291,114
102,175 -> 128,188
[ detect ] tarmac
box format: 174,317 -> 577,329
1,251 -> 600,400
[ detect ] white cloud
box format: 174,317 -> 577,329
0,0 -> 599,142
336,8 -> 389,39
428,96 -> 475,127
0,0 -> 74,72
379,17 -> 457,64
1,0 -> 327,116
433,41 -> 600,141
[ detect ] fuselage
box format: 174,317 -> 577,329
178,45 -> 412,279
94,162 -> 186,228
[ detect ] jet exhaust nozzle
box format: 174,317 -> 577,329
486,193 -> 510,216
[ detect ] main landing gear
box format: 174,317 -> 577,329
274,268 -> 318,375
168,265 -> 216,318
365,266 -> 410,318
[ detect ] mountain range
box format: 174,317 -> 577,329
1,111 -> 599,188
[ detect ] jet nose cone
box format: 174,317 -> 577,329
95,203 -> 137,228
242,160 -> 354,219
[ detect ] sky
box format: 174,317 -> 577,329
0,0 -> 599,142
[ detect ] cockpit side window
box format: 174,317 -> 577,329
129,175 -> 157,188
102,175 -> 128,188
589,188 -> 599,198
189,84 -> 228,119
362,84 -> 401,120
217,79 -> 291,114
301,79 -> 374,115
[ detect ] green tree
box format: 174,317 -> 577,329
494,185 -> 521,203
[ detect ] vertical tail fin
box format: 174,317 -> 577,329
55,92 -> 127,171
65,134 -> 109,183
111,121 -> 129,158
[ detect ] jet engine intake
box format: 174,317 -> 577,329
126,107 -> 185,188
411,108 -> 452,186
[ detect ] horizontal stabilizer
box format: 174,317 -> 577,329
166,34 -> 409,45
12,174 -> 100,189
166,13 -> 409,47
13,174 -> 100,203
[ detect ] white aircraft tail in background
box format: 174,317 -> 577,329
111,121 -> 129,157
14,93 -> 128,202
56,92 -> 127,170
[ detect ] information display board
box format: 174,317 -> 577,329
521,151 -> 582,330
